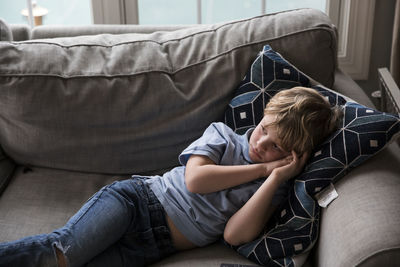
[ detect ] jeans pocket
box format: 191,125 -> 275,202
122,228 -> 160,265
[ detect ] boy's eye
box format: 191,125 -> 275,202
261,125 -> 267,134
273,144 -> 280,150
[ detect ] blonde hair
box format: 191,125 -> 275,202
264,86 -> 342,154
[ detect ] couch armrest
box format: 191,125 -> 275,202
378,67 -> 400,115
314,143 -> 400,266
0,147 -> 16,195
333,69 -> 375,108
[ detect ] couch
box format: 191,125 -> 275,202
1,8 -> 400,267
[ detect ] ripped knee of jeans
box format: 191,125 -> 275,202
53,241 -> 70,267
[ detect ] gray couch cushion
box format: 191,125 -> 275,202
0,166 -> 127,242
0,147 -> 15,195
31,24 -> 192,39
0,9 -> 337,174
151,243 -> 259,267
0,18 -> 12,41
314,143 -> 400,267
9,24 -> 31,41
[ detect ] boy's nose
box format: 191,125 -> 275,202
256,138 -> 269,151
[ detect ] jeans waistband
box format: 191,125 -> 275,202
133,177 -> 176,257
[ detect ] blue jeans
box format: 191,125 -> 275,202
0,178 -> 176,267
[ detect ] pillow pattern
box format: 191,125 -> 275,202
224,45 -> 400,266
224,46 -> 311,134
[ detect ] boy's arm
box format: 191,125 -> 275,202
223,151 -> 309,246
185,155 -> 292,194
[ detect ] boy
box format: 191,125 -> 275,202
0,87 -> 341,267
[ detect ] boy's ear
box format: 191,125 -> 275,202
301,151 -> 312,162
296,150 -> 309,160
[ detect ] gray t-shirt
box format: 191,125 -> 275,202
145,122 -> 288,247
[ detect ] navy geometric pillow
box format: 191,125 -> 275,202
224,45 -> 400,266
225,45 -> 311,134
302,95 -> 400,194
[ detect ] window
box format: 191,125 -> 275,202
0,0 -> 92,26
138,0 -> 197,24
333,0 -> 375,80
135,0 -> 326,25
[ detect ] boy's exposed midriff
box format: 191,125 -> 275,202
166,214 -> 197,251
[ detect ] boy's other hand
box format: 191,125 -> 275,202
261,154 -> 293,178
270,151 -> 309,183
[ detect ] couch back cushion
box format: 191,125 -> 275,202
0,18 -> 12,41
0,9 -> 337,174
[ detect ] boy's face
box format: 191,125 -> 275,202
248,114 -> 291,163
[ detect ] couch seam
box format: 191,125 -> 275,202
13,8 -> 317,49
0,158 -> 17,197
0,27 -> 336,79
354,246 -> 400,267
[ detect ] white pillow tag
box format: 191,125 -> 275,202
315,183 -> 338,208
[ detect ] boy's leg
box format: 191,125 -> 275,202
0,179 -> 144,267
85,181 -> 177,267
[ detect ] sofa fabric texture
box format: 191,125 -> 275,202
316,143 -> 400,267
8,24 -> 31,41
0,18 -> 12,42
30,24 -> 193,39
0,9 -> 337,175
0,8 -> 399,267
0,147 -> 15,195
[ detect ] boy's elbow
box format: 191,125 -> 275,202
185,175 -> 202,194
223,229 -> 247,247
223,232 -> 238,246
185,179 -> 198,194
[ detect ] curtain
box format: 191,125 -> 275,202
390,0 -> 400,85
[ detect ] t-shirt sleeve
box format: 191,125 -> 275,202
179,122 -> 230,166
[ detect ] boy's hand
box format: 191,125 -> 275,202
261,155 -> 294,177
270,151 -> 309,184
